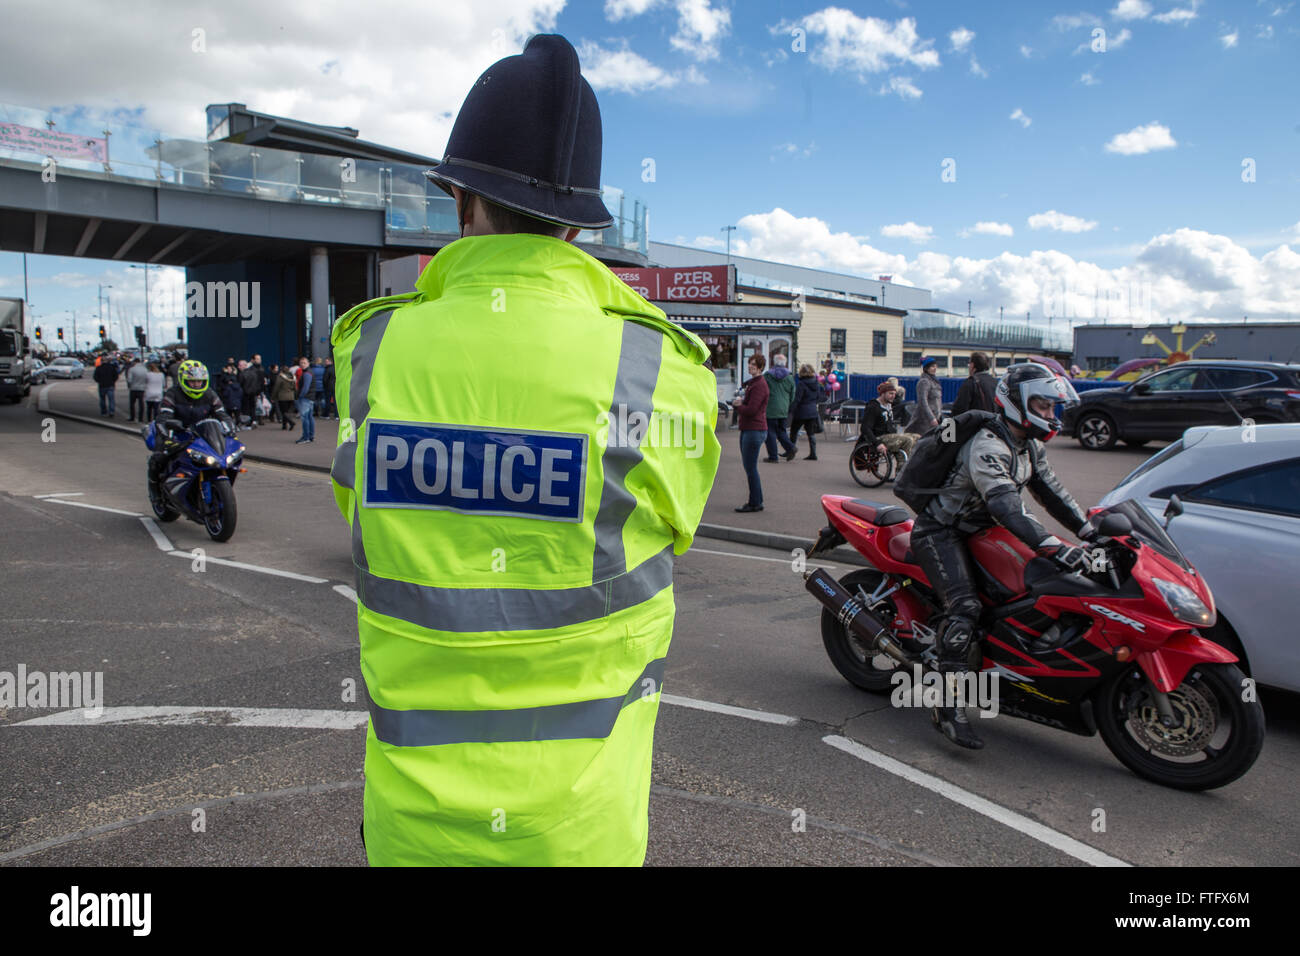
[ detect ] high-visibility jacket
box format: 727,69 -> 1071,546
330,234 -> 721,865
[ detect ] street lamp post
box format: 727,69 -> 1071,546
97,284 -> 113,347
129,263 -> 151,351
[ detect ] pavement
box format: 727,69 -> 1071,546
10,380 -> 1296,869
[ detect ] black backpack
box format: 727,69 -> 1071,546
893,411 -> 1015,515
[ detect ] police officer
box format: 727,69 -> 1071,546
911,363 -> 1090,749
330,35 -> 720,866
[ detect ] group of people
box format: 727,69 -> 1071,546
731,350 -> 1005,513
730,354 -> 830,512
91,351 -> 168,422
211,354 -> 335,445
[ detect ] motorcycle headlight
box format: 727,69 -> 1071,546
1152,577 -> 1215,627
226,448 -> 244,466
188,448 -> 218,466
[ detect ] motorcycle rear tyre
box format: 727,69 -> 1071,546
820,569 -> 906,693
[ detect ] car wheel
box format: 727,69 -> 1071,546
1076,412 -> 1117,450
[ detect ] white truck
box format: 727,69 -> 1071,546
0,297 -> 33,403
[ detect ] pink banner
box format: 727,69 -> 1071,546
0,122 -> 107,162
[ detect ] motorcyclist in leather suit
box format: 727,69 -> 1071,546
147,360 -> 236,488
911,362 -> 1091,750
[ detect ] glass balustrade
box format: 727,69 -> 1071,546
0,102 -> 648,254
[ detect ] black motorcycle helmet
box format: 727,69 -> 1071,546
995,362 -> 1079,441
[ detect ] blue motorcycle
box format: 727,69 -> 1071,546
142,417 -> 246,542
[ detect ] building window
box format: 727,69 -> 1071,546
995,356 -> 1012,368
952,355 -> 970,371
903,350 -> 922,368
872,330 -> 887,356
1086,356 -> 1119,371
830,328 -> 846,352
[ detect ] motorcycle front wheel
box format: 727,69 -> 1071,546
1096,663 -> 1264,791
203,479 -> 238,542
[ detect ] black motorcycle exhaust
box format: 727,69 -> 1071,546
804,567 -> 913,666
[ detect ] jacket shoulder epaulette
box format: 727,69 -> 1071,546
331,292 -> 421,347
606,307 -> 710,365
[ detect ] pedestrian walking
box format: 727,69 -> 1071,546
906,357 -> 943,434
272,363 -> 297,429
733,354 -> 770,512
144,362 -> 165,421
310,357 -> 326,417
93,354 -> 120,417
952,351 -> 998,415
329,34 -> 719,866
762,353 -> 798,462
238,359 -> 261,428
126,357 -> 148,422
789,363 -> 825,459
294,356 -> 315,443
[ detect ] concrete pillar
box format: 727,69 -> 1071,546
310,246 -> 329,358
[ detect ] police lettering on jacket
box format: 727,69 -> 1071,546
363,420 -> 588,522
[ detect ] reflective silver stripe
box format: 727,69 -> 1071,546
357,544 -> 673,633
591,321 -> 664,582
331,307 -> 397,491
368,657 -> 666,747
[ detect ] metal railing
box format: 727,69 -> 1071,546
0,103 -> 647,253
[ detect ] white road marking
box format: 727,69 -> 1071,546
689,545 -> 841,569
165,549 -> 329,584
32,492 -> 85,499
46,498 -> 143,517
37,383 -> 52,411
140,516 -> 173,551
661,694 -> 799,726
822,735 -> 1131,868
13,706 -> 368,730
333,584 -> 358,604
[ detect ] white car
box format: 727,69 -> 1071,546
44,357 -> 85,379
1099,423 -> 1300,692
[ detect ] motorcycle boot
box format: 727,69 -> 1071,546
930,618 -> 985,750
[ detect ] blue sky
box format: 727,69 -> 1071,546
2,0 -> 1298,344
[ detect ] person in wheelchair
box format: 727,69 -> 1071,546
858,381 -> 915,465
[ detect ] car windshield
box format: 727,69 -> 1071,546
1097,499 -> 1190,568
1112,439 -> 1186,491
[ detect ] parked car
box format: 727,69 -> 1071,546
29,358 -> 47,384
1063,360 -> 1300,450
44,357 -> 85,379
1099,423 -> 1300,691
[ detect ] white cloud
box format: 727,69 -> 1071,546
1010,107 -> 1032,128
579,41 -> 680,93
881,222 -> 934,243
779,9 -> 941,79
720,211 -> 1300,322
771,141 -> 818,160
1220,29 -> 1239,47
880,75 -> 923,99
1081,71 -> 1100,84
1291,221 -> 1300,240
1111,0 -> 1152,20
1028,210 -> 1098,232
949,27 -> 975,51
670,234 -> 726,249
1019,44 -> 1034,57
671,0 -> 731,61
1110,27 -> 1133,47
1257,24 -> 1275,39
962,221 -> 1015,237
0,0 -> 567,156
1153,2 -> 1201,25
969,56 -> 988,77
1104,121 -> 1177,154
605,0 -> 661,19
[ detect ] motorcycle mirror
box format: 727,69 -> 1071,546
1096,512 -> 1133,538
1163,494 -> 1184,530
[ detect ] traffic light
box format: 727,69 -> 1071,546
34,327 -> 41,340
177,326 -> 185,342
57,328 -> 64,340
98,324 -> 106,339
134,325 -> 145,346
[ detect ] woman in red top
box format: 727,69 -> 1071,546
732,354 -> 770,512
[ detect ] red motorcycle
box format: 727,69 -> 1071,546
804,494 -> 1265,790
